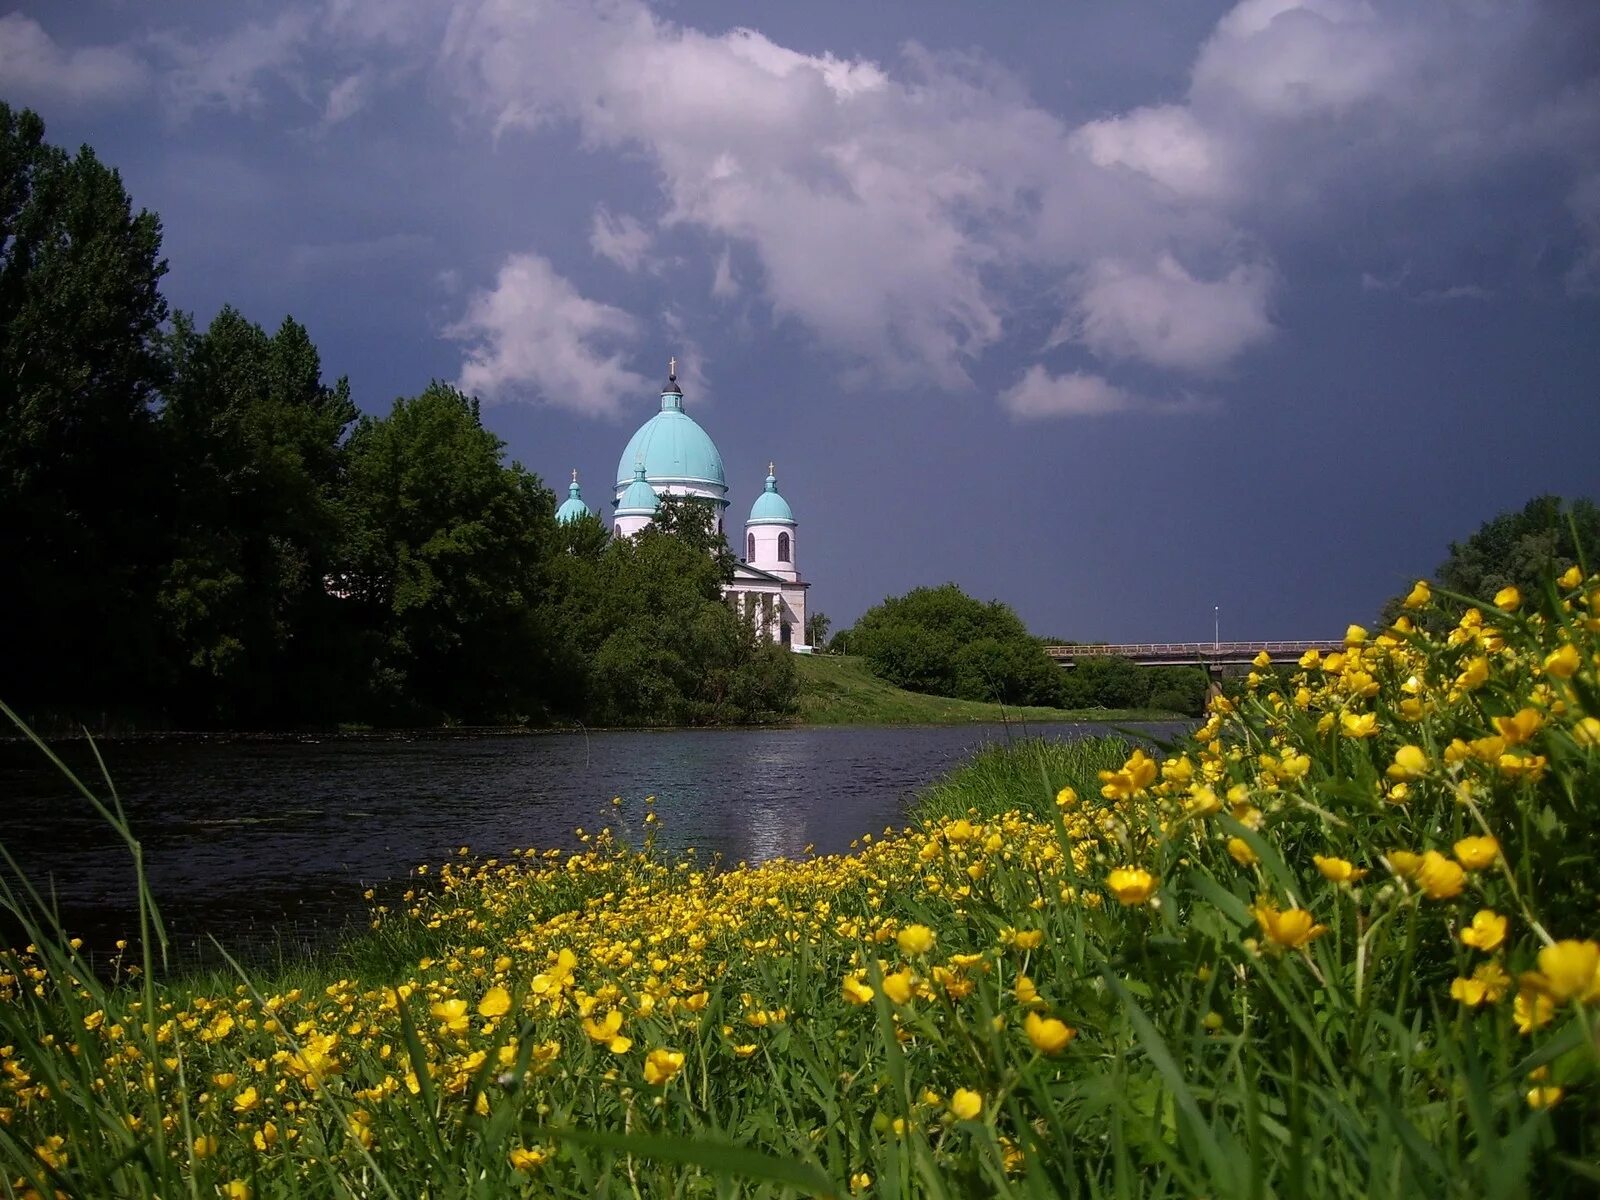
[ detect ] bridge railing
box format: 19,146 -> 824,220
1042,640 -> 1342,660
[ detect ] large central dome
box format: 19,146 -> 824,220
615,381 -> 727,494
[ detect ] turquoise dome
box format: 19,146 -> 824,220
747,466 -> 795,526
615,463 -> 660,516
555,472 -> 591,525
615,381 -> 726,494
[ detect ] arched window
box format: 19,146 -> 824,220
746,532 -> 755,560
778,532 -> 791,563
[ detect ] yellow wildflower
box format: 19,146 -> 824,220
581,1010 -> 632,1053
1226,837 -> 1257,866
1452,836 -> 1499,871
1106,867 -> 1157,906
509,1146 -> 548,1172
1494,585 -> 1521,611
1544,642 -> 1580,678
1339,712 -> 1378,739
841,974 -> 875,1006
1385,745 -> 1429,781
1023,1011 -> 1076,1055
1402,580 -> 1431,609
1252,901 -> 1327,949
949,1088 -> 983,1120
1313,854 -> 1366,884
1460,909 -> 1507,952
896,924 -> 936,955
643,1048 -> 685,1086
1533,940 -> 1600,1004
477,986 -> 511,1018
1414,850 -> 1467,900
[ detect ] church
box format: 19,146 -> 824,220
554,361 -> 813,652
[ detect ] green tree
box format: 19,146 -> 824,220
805,610 -> 832,650
156,307 -> 358,721
1058,655 -> 1150,710
339,384 -> 560,722
1380,494 -> 1600,626
0,103 -> 170,715
844,583 -> 1063,705
1145,665 -> 1209,716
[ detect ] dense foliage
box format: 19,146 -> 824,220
843,583 -> 1065,706
4,571 -> 1598,1196
1057,657 -> 1209,716
0,104 -> 792,729
1381,494 -> 1599,628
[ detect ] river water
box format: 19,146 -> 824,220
0,722 -> 1183,963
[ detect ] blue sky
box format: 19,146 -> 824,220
5,0 -> 1598,640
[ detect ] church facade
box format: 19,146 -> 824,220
554,365 -> 812,652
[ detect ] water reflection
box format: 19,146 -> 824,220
0,723 -> 1186,958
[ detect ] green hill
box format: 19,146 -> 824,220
793,653 -> 1174,725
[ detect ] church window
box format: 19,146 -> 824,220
747,532 -> 756,560
778,532 -> 791,562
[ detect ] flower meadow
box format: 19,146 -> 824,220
4,573 -> 1600,1198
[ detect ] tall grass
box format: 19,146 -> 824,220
912,735 -> 1136,824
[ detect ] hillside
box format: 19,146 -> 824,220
793,652 -> 1173,725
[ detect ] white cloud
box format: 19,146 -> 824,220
1566,172 -> 1600,296
1073,104 -> 1233,201
154,10 -> 316,116
589,207 -> 654,272
1065,256 -> 1276,374
710,247 -> 738,299
322,70 -> 371,125
0,14 -> 147,106
999,368 -> 1140,419
447,252 -> 650,416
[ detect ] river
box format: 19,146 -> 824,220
0,722 -> 1185,964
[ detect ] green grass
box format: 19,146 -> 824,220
912,735 -> 1139,824
794,653 -> 1178,725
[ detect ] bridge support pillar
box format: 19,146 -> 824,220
1206,663 -> 1225,700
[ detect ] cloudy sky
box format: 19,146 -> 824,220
6,0 -> 1599,640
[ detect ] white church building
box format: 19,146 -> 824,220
554,362 -> 812,652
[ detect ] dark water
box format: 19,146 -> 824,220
0,723 -> 1184,961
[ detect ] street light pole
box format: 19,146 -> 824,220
1214,605 -> 1219,651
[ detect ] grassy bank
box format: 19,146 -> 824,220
3,574 -> 1599,1197
794,652 -> 1175,725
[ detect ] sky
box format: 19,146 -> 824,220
4,0 -> 1599,641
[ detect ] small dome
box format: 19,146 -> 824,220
615,463 -> 660,516
616,380 -> 726,493
555,470 -> 591,525
747,464 -> 795,526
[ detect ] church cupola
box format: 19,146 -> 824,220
744,462 -> 798,580
555,469 -> 591,525
614,461 -> 660,538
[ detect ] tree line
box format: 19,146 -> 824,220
1,103 -> 795,729
833,583 -> 1210,716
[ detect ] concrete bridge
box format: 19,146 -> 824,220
1043,640 -> 1343,670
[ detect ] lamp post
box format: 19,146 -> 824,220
1214,606 -> 1219,652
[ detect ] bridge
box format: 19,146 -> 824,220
1043,640 -> 1343,669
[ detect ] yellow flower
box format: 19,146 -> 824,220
1403,580 -> 1431,609
733,1043 -> 757,1058
882,968 -> 916,1006
1386,850 -> 1422,879
1011,928 -> 1044,950
1450,961 -> 1510,1007
1313,854 -> 1366,884
896,924 -> 936,955
1339,712 -> 1378,739
1544,642 -> 1581,678
1344,624 -> 1368,646
1460,909 -> 1507,952
850,1171 -> 873,1194
1526,1085 -> 1563,1110
643,1048 -> 685,1086
1054,786 -> 1078,809
1023,1011 -> 1076,1055
1575,716 -> 1600,747
430,998 -> 469,1033
477,986 -> 511,1018
1098,748 -> 1159,800
1452,836 -> 1499,871
193,1134 -> 219,1159
223,1182 -> 252,1200
1106,867 -> 1157,906
1558,564 -> 1583,588
1493,707 -> 1543,745
1455,656 -> 1490,690
1514,983 -> 1555,1033
1385,745 -> 1429,781
1493,585 -> 1521,611
841,973 -> 875,1005
233,1086 -> 259,1113
1533,940 -> 1600,1004
1414,850 -> 1467,900
1252,901 -> 1327,949
509,1146 -> 548,1173
949,1088 -> 983,1120
581,1009 -> 632,1053
1226,837 -> 1257,866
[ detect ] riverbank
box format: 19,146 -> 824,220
3,576 -> 1596,1196
793,652 -> 1179,725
